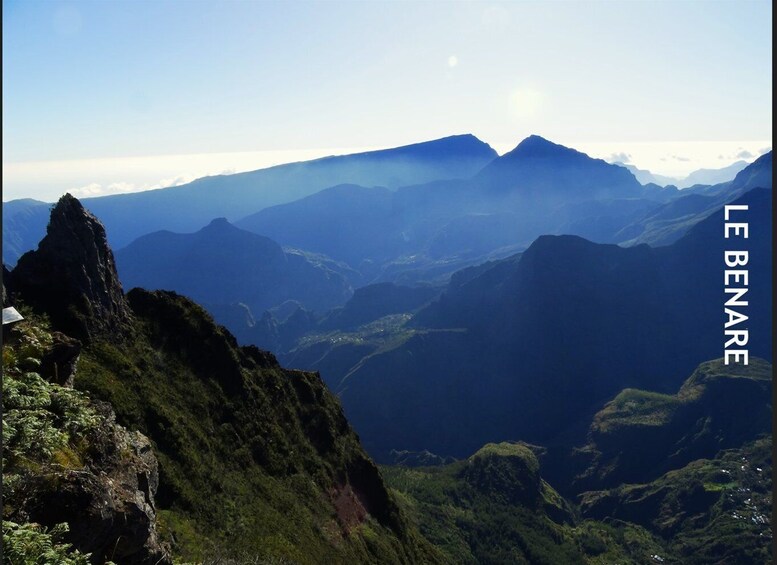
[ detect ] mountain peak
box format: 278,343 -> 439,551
476,136 -> 641,198
503,135 -> 575,158
10,193 -> 132,342
204,217 -> 233,230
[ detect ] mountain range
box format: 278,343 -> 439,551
2,134 -> 497,265
278,187 -> 771,462
615,158 -> 752,188
3,136 -> 771,563
5,136 -> 766,280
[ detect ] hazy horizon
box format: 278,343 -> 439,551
3,0 -> 772,202
2,135 -> 772,203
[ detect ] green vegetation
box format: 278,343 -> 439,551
5,307 -> 770,563
577,358 -> 772,491
592,388 -> 681,432
580,438 -> 772,564
381,442 -> 669,564
2,521 -> 94,565
295,314 -> 416,355
678,358 -> 773,400
73,289 -> 442,563
2,315 -> 100,500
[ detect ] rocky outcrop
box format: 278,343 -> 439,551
10,194 -> 132,342
39,331 -> 82,387
3,315 -> 171,564
8,400 -> 171,564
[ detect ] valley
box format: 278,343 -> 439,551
2,137 -> 772,563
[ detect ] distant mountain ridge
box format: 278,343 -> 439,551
614,158 -> 754,189
115,217 -> 353,319
5,140 -> 771,302
618,150 -> 772,246
237,139 -> 771,285
236,135 -> 646,275
2,134 -> 497,263
477,135 -> 642,201
614,163 -> 680,187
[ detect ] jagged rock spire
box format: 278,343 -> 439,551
10,193 -> 132,342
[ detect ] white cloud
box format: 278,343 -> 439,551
150,175 -> 195,190
2,145 -> 376,202
735,149 -> 754,159
70,181 -> 143,198
70,175 -> 197,198
573,140 -> 771,177
609,152 -> 632,164
70,183 -> 104,197
448,55 -> 458,68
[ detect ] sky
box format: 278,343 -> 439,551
2,0 -> 772,202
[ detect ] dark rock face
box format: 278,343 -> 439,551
39,331 -> 82,387
11,194 -> 132,343
8,399 -> 171,564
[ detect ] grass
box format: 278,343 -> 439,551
382,445 -> 670,565
72,288 -> 443,564
593,388 -> 681,433
579,438 -> 772,564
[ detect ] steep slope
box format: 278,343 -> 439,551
578,438 -> 772,564
569,358 -> 772,492
5,194 -> 443,563
2,135 -> 497,258
2,314 -> 171,564
725,150 -> 773,194
383,442 -> 668,564
380,361 -> 772,565
333,189 -> 771,461
115,217 -> 353,326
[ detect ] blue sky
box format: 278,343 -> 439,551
3,0 -> 772,201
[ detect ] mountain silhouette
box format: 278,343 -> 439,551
334,189 -> 771,461
237,135 -> 652,280
2,134 -> 497,260
115,217 -> 353,320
